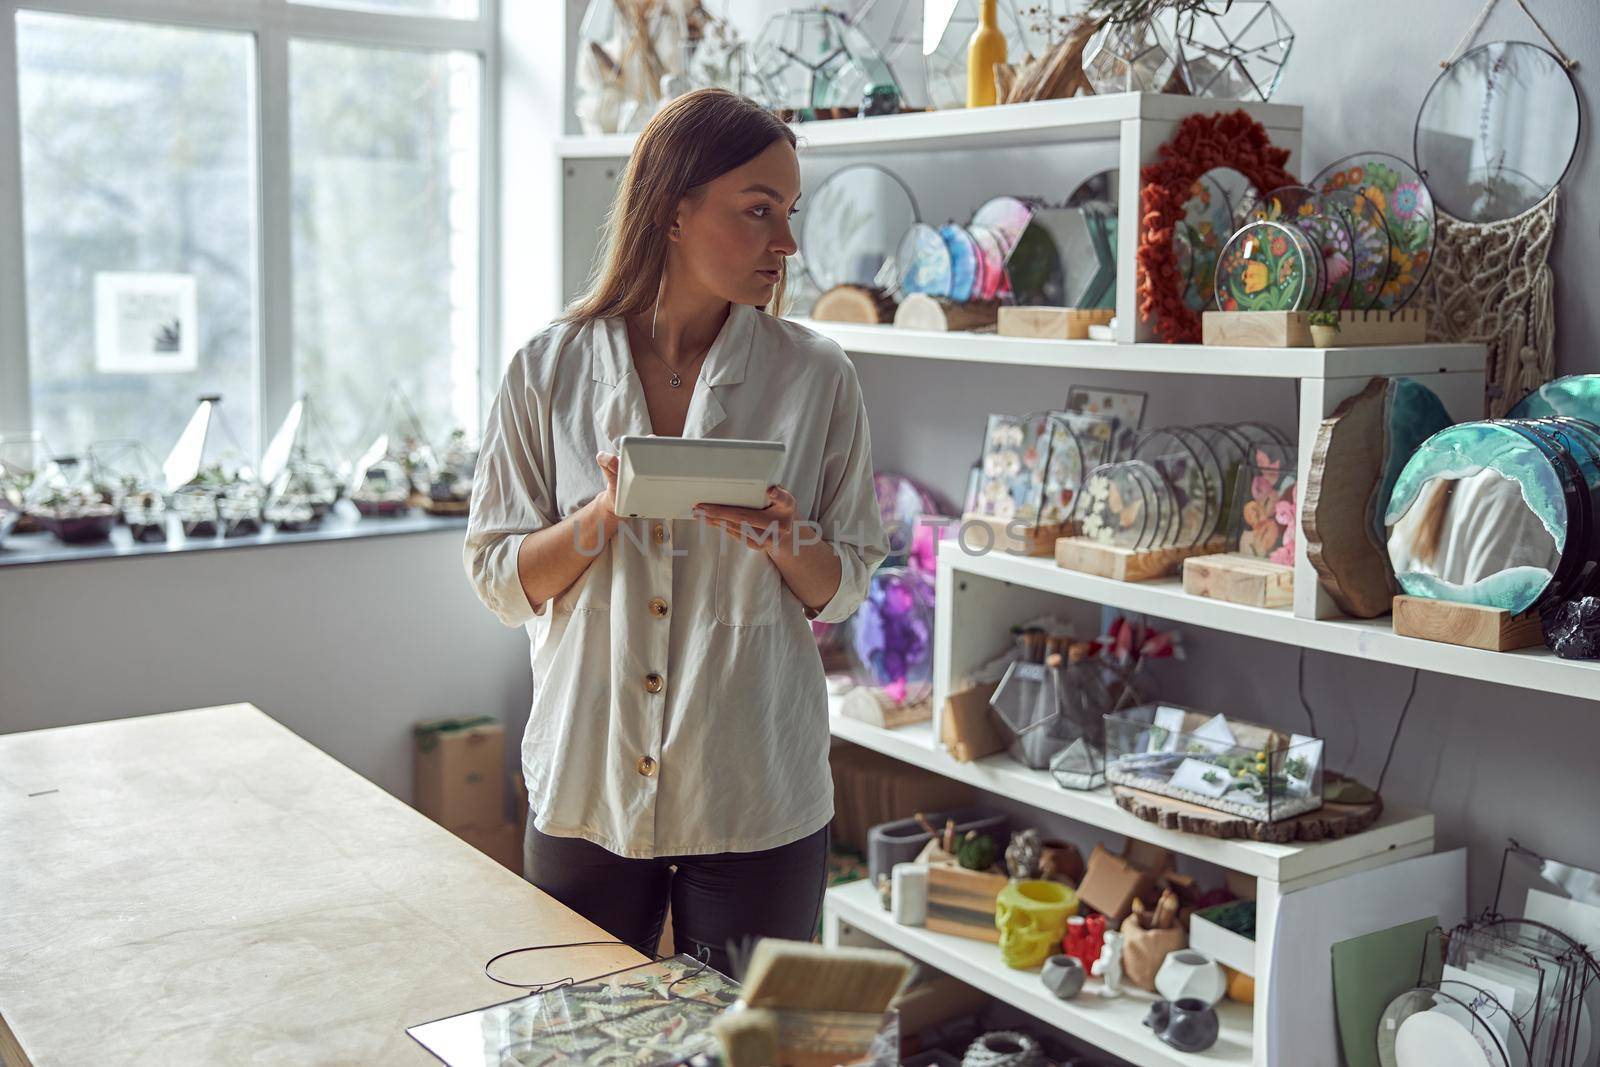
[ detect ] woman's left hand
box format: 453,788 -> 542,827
693,485 -> 797,558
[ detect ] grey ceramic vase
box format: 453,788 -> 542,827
1040,953 -> 1086,999
1144,997 -> 1220,1053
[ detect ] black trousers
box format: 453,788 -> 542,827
522,815 -> 831,980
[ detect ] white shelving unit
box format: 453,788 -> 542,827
824,698 -> 1434,1067
554,93 -> 1491,1067
556,92 -> 1302,345
826,878 -> 1255,1067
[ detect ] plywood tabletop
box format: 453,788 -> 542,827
0,704 -> 644,1066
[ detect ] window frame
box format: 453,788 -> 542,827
0,0 -> 501,460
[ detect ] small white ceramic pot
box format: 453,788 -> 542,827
1154,949 -> 1228,1007
1040,953 -> 1087,999
892,863 -> 929,926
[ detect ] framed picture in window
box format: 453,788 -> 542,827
94,271 -> 198,374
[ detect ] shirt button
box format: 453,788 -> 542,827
651,523 -> 668,545
648,597 -> 669,618
643,672 -> 664,693
636,755 -> 657,777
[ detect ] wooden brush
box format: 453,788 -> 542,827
739,939 -> 912,1015
712,1007 -> 778,1067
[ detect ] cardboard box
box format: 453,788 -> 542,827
1076,844 -> 1156,924
456,820 -> 521,873
938,682 -> 1005,763
414,717 -> 505,831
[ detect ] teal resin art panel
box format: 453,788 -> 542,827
1385,422 -> 1568,614
1508,374 -> 1600,422
1371,378 -> 1454,548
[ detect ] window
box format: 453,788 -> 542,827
17,12 -> 258,455
291,40 -> 480,454
1,1 -> 494,469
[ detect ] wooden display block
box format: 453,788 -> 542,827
1201,308 -> 1427,348
924,865 -> 1008,942
997,305 -> 1114,339
962,512 -> 1075,557
1183,553 -> 1294,608
894,292 -> 1000,332
1054,535 -> 1227,582
1392,595 -> 1543,652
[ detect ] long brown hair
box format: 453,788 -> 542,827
560,88 -> 797,325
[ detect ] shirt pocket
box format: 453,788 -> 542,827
554,554 -> 612,615
714,537 -> 782,627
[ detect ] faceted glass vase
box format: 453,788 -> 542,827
1180,1 -> 1294,102
1083,16 -> 1185,95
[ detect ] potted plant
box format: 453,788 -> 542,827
1308,309 -> 1341,348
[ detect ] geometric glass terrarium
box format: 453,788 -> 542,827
750,7 -> 902,116
260,394 -> 345,530
1178,1 -> 1294,102
348,384 -> 437,516
574,0 -> 689,135
1082,16 -> 1185,95
22,454 -> 116,544
1104,703 -> 1324,823
423,427 -> 477,516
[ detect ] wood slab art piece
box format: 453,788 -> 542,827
894,292 -> 1000,332
1183,552 -> 1293,608
1055,534 -> 1228,582
924,865 -> 1009,942
812,283 -> 896,324
1113,774 -> 1385,844
1391,594 -> 1543,651
997,306 -> 1115,340
1201,308 -> 1428,348
1304,377 -> 1394,617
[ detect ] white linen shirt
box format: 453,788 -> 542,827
464,302 -> 888,859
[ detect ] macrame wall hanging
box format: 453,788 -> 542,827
1416,0 -> 1578,416
1424,191 -> 1557,419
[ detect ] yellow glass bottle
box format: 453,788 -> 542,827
966,0 -> 1007,108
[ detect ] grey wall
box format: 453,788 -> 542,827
0,531 -> 534,813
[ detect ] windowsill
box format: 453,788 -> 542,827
0,501 -> 467,569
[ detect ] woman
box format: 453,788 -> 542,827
464,88 -> 887,978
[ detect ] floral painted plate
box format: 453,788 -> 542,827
1214,220 -> 1315,312
1172,171 -> 1234,312
1041,412 -> 1116,524
1233,445 -> 1299,566
1296,211 -> 1355,312
1251,183 -> 1319,222
1315,186 -> 1389,310
1076,461 -> 1153,549
1312,152 -> 1434,311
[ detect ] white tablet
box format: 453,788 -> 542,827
614,435 -> 786,520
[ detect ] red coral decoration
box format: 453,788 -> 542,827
1137,111 -> 1297,344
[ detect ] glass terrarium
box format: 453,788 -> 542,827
1178,1 -> 1294,102
1,431 -> 51,534
261,394 -> 346,527
87,439 -> 164,519
750,7 -> 902,118
1082,16 -> 1186,95
24,455 -> 116,543
121,487 -> 168,543
424,427 -> 477,516
1104,704 -> 1324,823
349,383 -> 438,508
350,456 -> 413,517
990,638 -> 1145,781
172,485 -> 220,538
219,482 -> 265,538
162,394 -> 255,492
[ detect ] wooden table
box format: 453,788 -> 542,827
0,704 -> 644,1066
